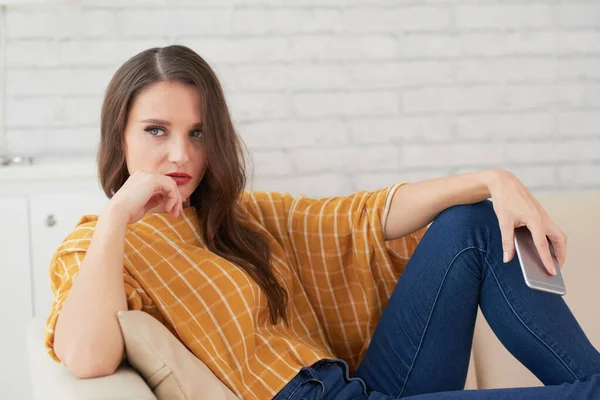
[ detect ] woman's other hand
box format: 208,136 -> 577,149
487,169 -> 567,275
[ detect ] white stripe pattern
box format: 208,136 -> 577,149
44,184 -> 426,399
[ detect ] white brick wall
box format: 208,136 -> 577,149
2,0 -> 599,197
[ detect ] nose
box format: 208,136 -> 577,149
167,135 -> 190,167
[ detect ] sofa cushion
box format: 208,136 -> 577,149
28,316 -> 157,400
117,310 -> 239,400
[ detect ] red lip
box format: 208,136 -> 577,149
166,172 -> 192,179
166,172 -> 192,186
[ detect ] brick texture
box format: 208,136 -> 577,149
2,0 -> 599,196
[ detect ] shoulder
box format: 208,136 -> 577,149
54,214 -> 99,256
70,214 -> 99,237
239,190 -> 296,218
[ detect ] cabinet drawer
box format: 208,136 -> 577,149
30,189 -> 109,318
0,195 -> 33,400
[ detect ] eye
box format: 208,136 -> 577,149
190,130 -> 203,139
144,126 -> 165,136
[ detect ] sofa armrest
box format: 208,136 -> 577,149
27,316 -> 157,400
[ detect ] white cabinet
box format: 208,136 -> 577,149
30,190 -> 109,317
0,161 -> 105,399
0,196 -> 34,400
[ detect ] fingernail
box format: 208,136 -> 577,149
552,267 -> 557,276
503,251 -> 509,263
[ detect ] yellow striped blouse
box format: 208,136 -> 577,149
45,183 -> 426,400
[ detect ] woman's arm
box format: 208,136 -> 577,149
384,168 -> 567,275
52,171 -> 185,378
53,204 -> 130,379
384,169 -> 495,241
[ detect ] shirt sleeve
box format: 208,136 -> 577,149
43,216 -> 151,364
240,183 -> 428,371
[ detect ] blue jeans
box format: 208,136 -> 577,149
273,200 -> 600,399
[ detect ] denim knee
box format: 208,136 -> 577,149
431,200 -> 499,235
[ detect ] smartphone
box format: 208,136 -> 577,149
513,226 -> 566,296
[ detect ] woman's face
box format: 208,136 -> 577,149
123,80 -> 207,210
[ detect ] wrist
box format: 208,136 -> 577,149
481,168 -> 507,198
102,202 -> 130,225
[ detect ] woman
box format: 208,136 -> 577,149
45,45 -> 600,399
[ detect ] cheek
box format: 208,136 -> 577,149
125,138 -> 162,172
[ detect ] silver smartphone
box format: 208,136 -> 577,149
513,226 -> 566,296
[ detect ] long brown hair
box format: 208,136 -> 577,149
97,45 -> 288,326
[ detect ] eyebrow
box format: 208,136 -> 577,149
140,118 -> 203,128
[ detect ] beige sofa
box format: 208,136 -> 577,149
27,190 -> 600,399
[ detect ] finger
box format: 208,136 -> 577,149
173,187 -> 182,218
177,191 -> 183,217
145,193 -> 162,212
497,217 -> 515,263
529,224 -> 556,275
166,192 -> 178,214
550,241 -> 565,269
160,175 -> 180,214
171,197 -> 179,218
175,187 -> 184,218
548,229 -> 567,268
